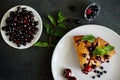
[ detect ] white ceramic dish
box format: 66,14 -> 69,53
52,24 -> 120,80
0,5 -> 43,49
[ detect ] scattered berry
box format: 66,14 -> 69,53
69,5 -> 77,11
94,70 -> 97,73
74,19 -> 81,24
103,70 -> 107,74
92,76 -> 95,79
97,75 -> 101,78
68,76 -> 77,80
106,60 -> 110,63
63,68 -> 72,78
100,66 -> 104,70
100,72 -> 103,75
96,70 -> 100,74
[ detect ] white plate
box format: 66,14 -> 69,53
52,24 -> 120,80
0,5 -> 43,49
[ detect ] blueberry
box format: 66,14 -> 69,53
69,5 -> 77,11
17,43 -> 21,47
22,7 -> 26,11
34,21 -> 39,26
91,65 -> 96,69
94,70 -> 97,73
97,75 -> 100,78
97,70 -> 100,73
100,72 -> 103,75
92,76 -> 95,79
103,70 -> 107,73
100,66 -> 104,70
2,26 -> 6,31
106,60 -> 109,63
74,19 -> 81,24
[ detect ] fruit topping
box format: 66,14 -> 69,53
84,65 -> 92,73
2,6 -> 39,47
86,9 -> 92,15
82,53 -> 87,58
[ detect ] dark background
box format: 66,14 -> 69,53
0,0 -> 120,80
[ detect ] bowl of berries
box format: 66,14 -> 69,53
84,3 -> 101,21
0,5 -> 43,49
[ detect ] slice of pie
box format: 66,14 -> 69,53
73,35 -> 115,74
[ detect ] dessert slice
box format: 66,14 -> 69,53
73,35 -> 115,74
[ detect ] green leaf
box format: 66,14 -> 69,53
33,42 -> 55,47
51,30 -> 64,37
92,45 -> 115,56
44,23 -> 53,34
33,42 -> 49,47
92,47 -> 107,56
104,45 -> 114,52
57,23 -> 67,29
81,35 -> 95,43
47,15 -> 56,26
57,11 -> 66,23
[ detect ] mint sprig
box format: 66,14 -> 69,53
81,35 -> 95,43
92,45 -> 114,56
57,11 -> 66,23
34,11 -> 67,48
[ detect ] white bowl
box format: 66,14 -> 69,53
0,5 -> 43,49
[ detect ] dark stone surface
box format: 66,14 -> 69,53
0,0 -> 120,80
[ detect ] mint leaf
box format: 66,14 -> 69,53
33,42 -> 49,47
104,45 -> 114,52
48,15 -> 56,26
57,23 -> 67,29
51,31 -> 64,37
44,24 -> 54,34
81,35 -> 95,43
44,23 -> 54,34
57,11 -> 66,23
92,45 -> 115,56
92,47 -> 107,56
33,42 -> 55,47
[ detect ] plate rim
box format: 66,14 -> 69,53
51,24 -> 120,80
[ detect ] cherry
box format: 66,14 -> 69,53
68,76 -> 77,80
63,68 -> 72,78
86,9 -> 92,14
84,65 -> 92,72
